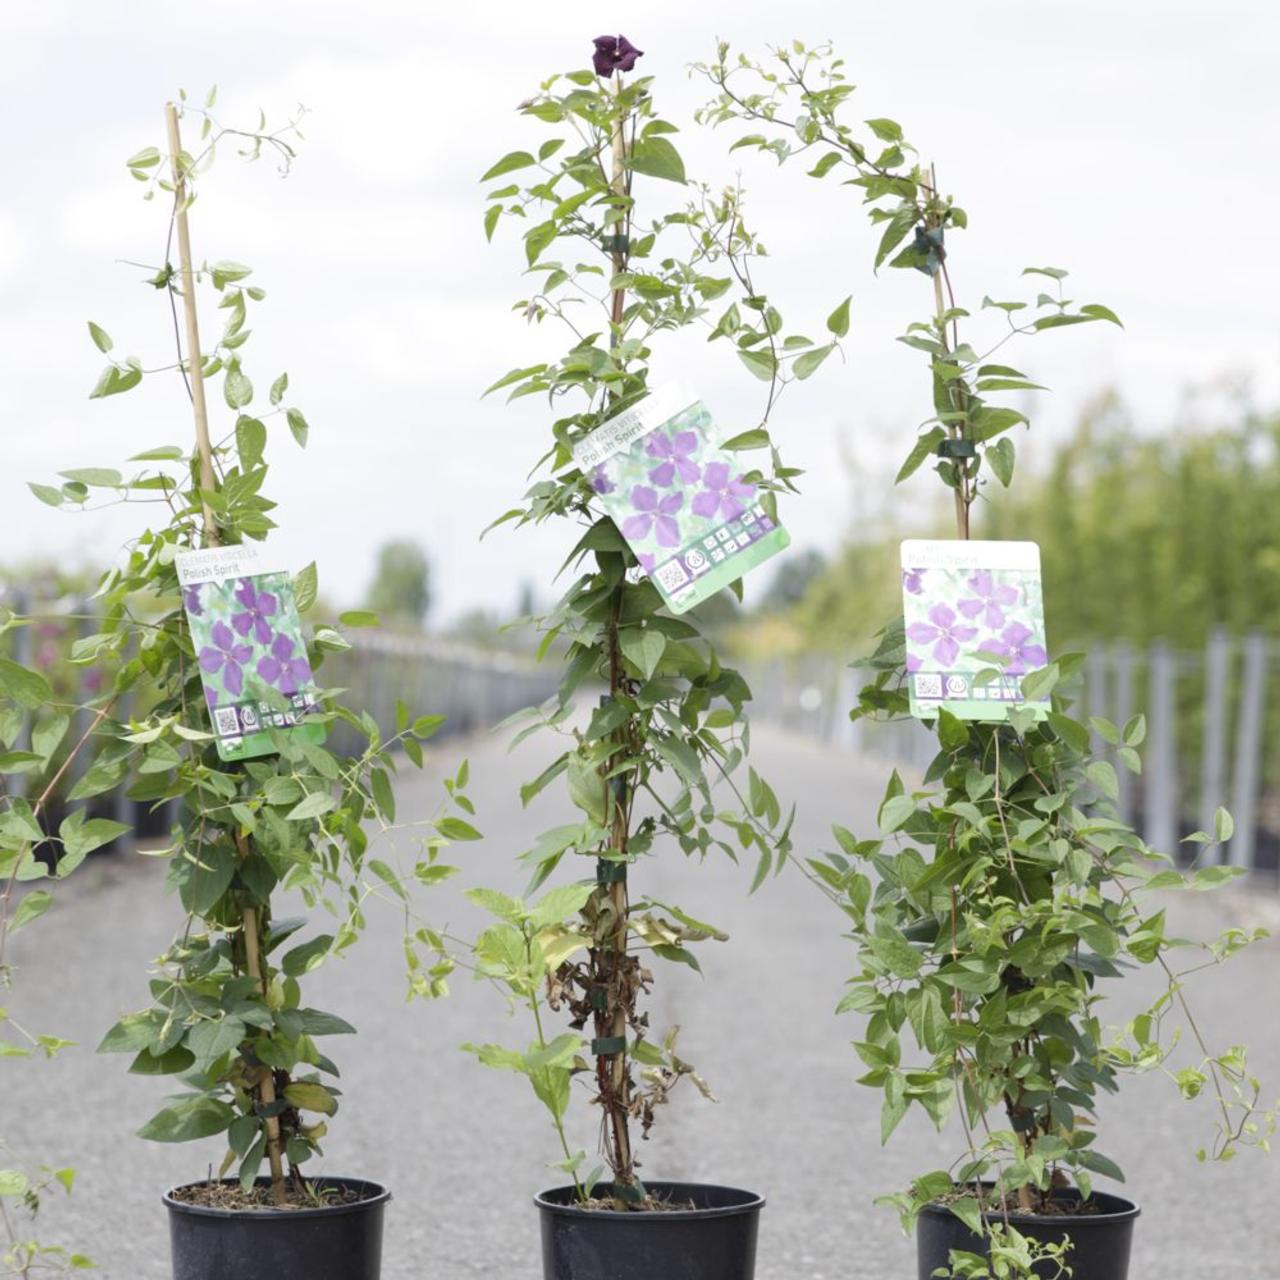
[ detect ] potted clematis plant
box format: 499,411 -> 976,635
32,94 -> 470,1280
468,35 -> 846,1280
698,39 -> 1275,1280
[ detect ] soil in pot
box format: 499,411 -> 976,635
164,1175 -> 389,1280
917,1188 -> 1140,1280
536,1180 -> 764,1280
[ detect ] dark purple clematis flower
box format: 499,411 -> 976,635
231,577 -> 278,645
183,584 -> 204,617
199,621 -> 253,697
622,485 -> 683,547
985,621 -> 1048,676
902,567 -> 926,596
957,570 -> 1019,630
692,461 -> 754,521
646,430 -> 700,487
593,34 -> 643,77
257,632 -> 314,696
906,603 -> 978,668
590,464 -> 616,495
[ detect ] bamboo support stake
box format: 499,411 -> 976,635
602,74 -> 635,1201
920,162 -> 971,541
165,102 -> 287,1205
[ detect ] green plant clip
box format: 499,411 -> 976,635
596,858 -> 628,885
588,987 -> 608,1012
611,1178 -> 647,1204
936,437 -> 977,459
591,1035 -> 627,1057
601,233 -> 630,255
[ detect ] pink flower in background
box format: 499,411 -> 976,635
646,430 -> 700,487
906,603 -> 978,667
623,486 -> 683,547
957,570 -> 1019,629
199,622 -> 252,697
692,462 -> 754,521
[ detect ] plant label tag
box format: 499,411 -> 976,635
901,539 -> 1051,722
176,546 -> 326,760
573,384 -> 790,614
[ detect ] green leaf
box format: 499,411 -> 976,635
87,321 -> 113,353
1081,303 -> 1123,327
896,428 -> 945,483
235,416 -> 266,469
436,816 -> 482,842
987,436 -> 1015,486
1047,712 -> 1090,754
286,407 -> 309,448
211,261 -> 253,289
481,151 -> 535,182
283,1082 -> 337,1115
878,794 -> 916,833
293,561 -> 318,613
0,659 -> 52,711
298,1008 -> 357,1036
792,342 -> 835,380
286,792 -> 335,822
339,610 -> 379,628
737,348 -> 776,381
223,365 -> 253,410
27,482 -> 64,508
138,1096 -> 235,1143
826,296 -> 852,338
0,1171 -> 30,1197
10,890 -> 52,934
628,137 -> 686,184
269,372 -> 289,405
619,628 -> 666,680
370,767 -> 396,823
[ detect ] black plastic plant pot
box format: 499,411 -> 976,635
536,1181 -> 764,1280
917,1189 -> 1140,1280
164,1176 -> 390,1280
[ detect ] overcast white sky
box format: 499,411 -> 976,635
1,1 -> 1277,621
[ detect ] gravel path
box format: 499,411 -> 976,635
5,725 -> 1278,1278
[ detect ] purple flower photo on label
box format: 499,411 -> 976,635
692,461 -> 754,521
590,464 -> 616,495
906,603 -> 979,667
646,430 -> 700,487
622,485 -> 684,548
183,584 -> 205,617
957,569 -> 1019,629
984,620 -> 1048,675
232,577 -> 279,645
903,567 -> 926,596
257,633 -> 314,696
199,621 -> 253,697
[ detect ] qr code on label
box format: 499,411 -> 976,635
654,560 -> 690,593
913,673 -> 944,700
213,706 -> 240,737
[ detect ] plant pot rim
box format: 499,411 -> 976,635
920,1187 -> 1139,1228
535,1180 -> 765,1221
163,1175 -> 390,1221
